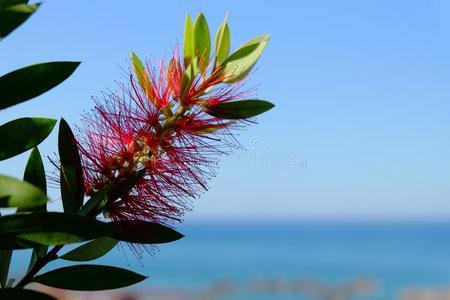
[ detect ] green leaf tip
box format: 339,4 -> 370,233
214,12 -> 231,67
193,13 -> 211,73
183,14 -> 195,67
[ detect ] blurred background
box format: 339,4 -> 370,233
1,0 -> 450,299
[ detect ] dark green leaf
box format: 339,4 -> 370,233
0,288 -> 56,300
108,168 -> 146,200
113,220 -> 183,244
205,99 -> 275,119
194,13 -> 211,73
33,265 -> 147,290
22,148 -> 49,268
59,118 -> 84,213
183,14 -> 194,67
78,168 -> 146,216
222,35 -> 270,83
0,236 -> 38,250
0,175 -> 47,209
18,147 -> 47,212
60,237 -> 117,262
0,61 -> 80,110
77,183 -> 113,217
214,14 -> 230,66
0,1 -> 29,10
0,118 -> 56,160
0,250 -> 12,288
0,3 -> 39,39
27,246 -> 47,272
0,212 -> 116,249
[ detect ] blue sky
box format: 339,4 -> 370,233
1,0 -> 450,221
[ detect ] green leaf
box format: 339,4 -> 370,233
130,52 -> 153,100
78,168 -> 146,216
0,61 -> 80,110
0,3 -> 39,39
0,117 -> 56,160
0,236 -> 36,250
0,288 -> 56,300
214,14 -> 230,66
59,118 -> 84,213
22,147 -> 49,268
18,147 -> 47,212
181,57 -> 197,97
0,175 -> 47,209
0,212 -> 116,249
108,168 -> 146,200
77,183 -> 113,217
23,147 -> 46,194
183,14 -> 195,67
193,13 -> 211,73
222,35 -> 270,83
205,99 -> 275,119
60,237 -> 118,262
27,246 -> 47,272
33,265 -> 147,290
113,220 -> 184,244
0,1 -> 29,10
0,250 -> 12,288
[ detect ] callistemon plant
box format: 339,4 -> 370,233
0,7 -> 273,298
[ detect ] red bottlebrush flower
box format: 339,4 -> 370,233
77,50 -> 251,227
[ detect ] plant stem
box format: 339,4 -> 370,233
15,245 -> 62,288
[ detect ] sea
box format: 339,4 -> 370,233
9,222 -> 450,300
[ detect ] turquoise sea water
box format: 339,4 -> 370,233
11,223 -> 450,299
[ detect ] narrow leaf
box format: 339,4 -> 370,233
0,117 -> 56,160
0,175 -> 47,209
0,250 -> 12,288
205,99 -> 275,119
0,289 -> 56,300
78,168 -> 146,216
22,148 -> 49,268
183,14 -> 195,67
58,118 -> 84,213
214,14 -> 230,66
194,13 -> 211,73
33,265 -> 147,290
23,147 -> 46,194
18,147 -> 47,212
77,183 -> 113,217
0,3 -> 39,39
108,168 -> 146,201
0,61 -> 80,110
27,246 -> 47,272
113,220 -> 184,244
0,1 -> 29,10
131,52 -> 152,101
0,212 -> 116,249
222,35 -> 270,83
60,237 -> 117,262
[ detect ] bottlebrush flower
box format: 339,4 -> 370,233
76,13 -> 274,227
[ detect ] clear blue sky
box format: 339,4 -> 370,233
1,0 -> 450,222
